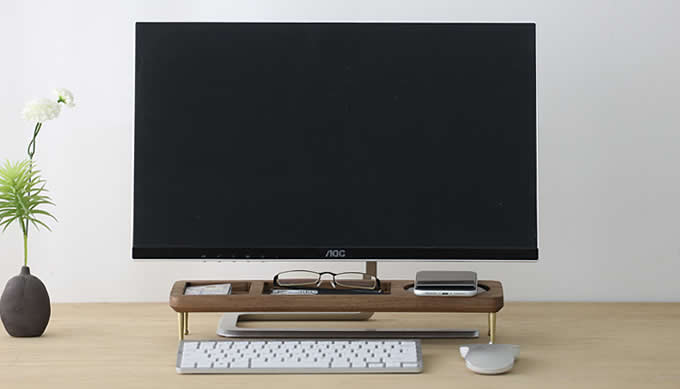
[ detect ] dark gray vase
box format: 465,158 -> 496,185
0,266 -> 51,337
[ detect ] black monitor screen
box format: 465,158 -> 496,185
133,22 -> 537,260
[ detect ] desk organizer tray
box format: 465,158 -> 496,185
169,280 -> 503,313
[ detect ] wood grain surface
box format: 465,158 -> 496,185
1,302 -> 679,389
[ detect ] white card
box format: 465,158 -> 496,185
184,283 -> 232,295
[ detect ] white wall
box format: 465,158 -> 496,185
1,0 -> 679,302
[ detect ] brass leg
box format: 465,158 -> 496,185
489,312 -> 496,344
488,313 -> 491,336
178,312 -> 184,340
184,312 -> 189,335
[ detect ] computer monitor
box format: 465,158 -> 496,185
133,22 -> 537,262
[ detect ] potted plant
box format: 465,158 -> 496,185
0,89 -> 75,337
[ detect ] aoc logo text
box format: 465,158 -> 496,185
325,249 -> 346,258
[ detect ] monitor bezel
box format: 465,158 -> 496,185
131,21 -> 539,262
132,247 -> 538,261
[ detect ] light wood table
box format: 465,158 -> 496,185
1,303 -> 679,388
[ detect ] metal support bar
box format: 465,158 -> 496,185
488,313 -> 491,335
178,312 -> 184,340
184,312 -> 189,335
489,312 -> 496,344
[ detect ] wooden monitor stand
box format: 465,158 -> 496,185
169,262 -> 504,342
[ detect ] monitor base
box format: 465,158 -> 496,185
213,263 -> 478,339
216,311 -> 480,339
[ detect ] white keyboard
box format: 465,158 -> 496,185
177,339 -> 423,374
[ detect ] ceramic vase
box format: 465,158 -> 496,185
0,266 -> 51,337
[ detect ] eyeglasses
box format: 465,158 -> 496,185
274,270 -> 381,291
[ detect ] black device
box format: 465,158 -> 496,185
133,22 -> 538,261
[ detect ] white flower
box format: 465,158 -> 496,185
22,98 -> 61,123
54,88 -> 75,108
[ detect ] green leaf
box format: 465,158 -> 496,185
0,159 -> 56,233
1,216 -> 19,232
28,217 -> 52,232
30,209 -> 57,221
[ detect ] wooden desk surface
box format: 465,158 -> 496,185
1,303 -> 679,388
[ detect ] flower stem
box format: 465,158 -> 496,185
27,122 -> 42,160
24,121 -> 42,265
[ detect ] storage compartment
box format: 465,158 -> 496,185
184,281 -> 251,295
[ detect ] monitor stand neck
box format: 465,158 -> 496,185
365,260 -> 377,278
214,260 -> 479,339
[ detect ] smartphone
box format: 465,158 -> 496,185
414,271 -> 478,297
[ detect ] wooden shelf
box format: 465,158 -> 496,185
169,280 -> 503,313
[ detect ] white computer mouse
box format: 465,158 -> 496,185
459,344 -> 520,375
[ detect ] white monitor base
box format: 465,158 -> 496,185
213,264 -> 480,339
216,312 -> 480,339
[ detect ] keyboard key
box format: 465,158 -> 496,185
331,360 -> 351,368
391,353 -> 419,362
230,359 -> 249,369
251,359 -> 272,368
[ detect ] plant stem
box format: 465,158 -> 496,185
19,216 -> 28,266
23,232 -> 28,267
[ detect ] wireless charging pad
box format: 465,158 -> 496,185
405,285 -> 488,295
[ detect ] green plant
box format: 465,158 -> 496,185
0,160 -> 56,266
0,88 -> 74,267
